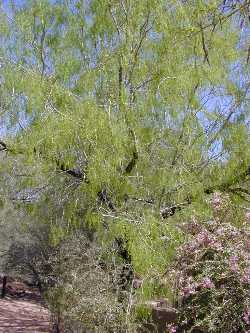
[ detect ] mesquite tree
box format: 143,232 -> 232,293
0,0 -> 250,331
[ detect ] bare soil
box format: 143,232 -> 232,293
0,277 -> 52,333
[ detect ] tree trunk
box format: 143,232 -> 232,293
1,276 -> 7,298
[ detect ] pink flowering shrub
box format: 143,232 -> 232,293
172,196 -> 250,332
245,211 -> 250,222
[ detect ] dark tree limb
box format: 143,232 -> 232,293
200,23 -> 210,65
0,140 -> 8,151
118,62 -> 123,103
40,24 -> 47,77
0,138 -> 88,182
161,198 -> 192,219
2,138 -> 250,220
124,129 -> 138,175
161,167 -> 250,219
56,160 -> 88,182
1,276 -> 7,298
204,166 -> 250,194
247,45 -> 250,64
125,150 -> 138,174
97,188 -> 116,211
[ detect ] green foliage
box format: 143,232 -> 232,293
0,0 -> 250,331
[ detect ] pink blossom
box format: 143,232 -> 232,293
216,227 -> 224,236
211,192 -> 223,211
201,277 -> 215,289
184,218 -> 202,234
229,255 -> 239,272
245,211 -> 250,222
132,278 -> 142,289
211,241 -> 223,251
181,281 -> 197,298
242,268 -> 250,284
243,308 -> 250,325
167,324 -> 177,333
197,231 -> 212,247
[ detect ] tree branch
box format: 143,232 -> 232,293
0,139 -> 88,182
56,160 -> 88,182
200,23 -> 210,65
204,166 -> 250,194
97,188 -> 116,211
0,140 -> 7,151
124,129 -> 138,175
161,198 -> 192,219
161,166 -> 250,219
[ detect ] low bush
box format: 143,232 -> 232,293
171,193 -> 250,333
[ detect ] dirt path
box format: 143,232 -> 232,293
0,297 -> 52,332
0,276 -> 52,333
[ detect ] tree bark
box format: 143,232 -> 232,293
1,276 -> 7,298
